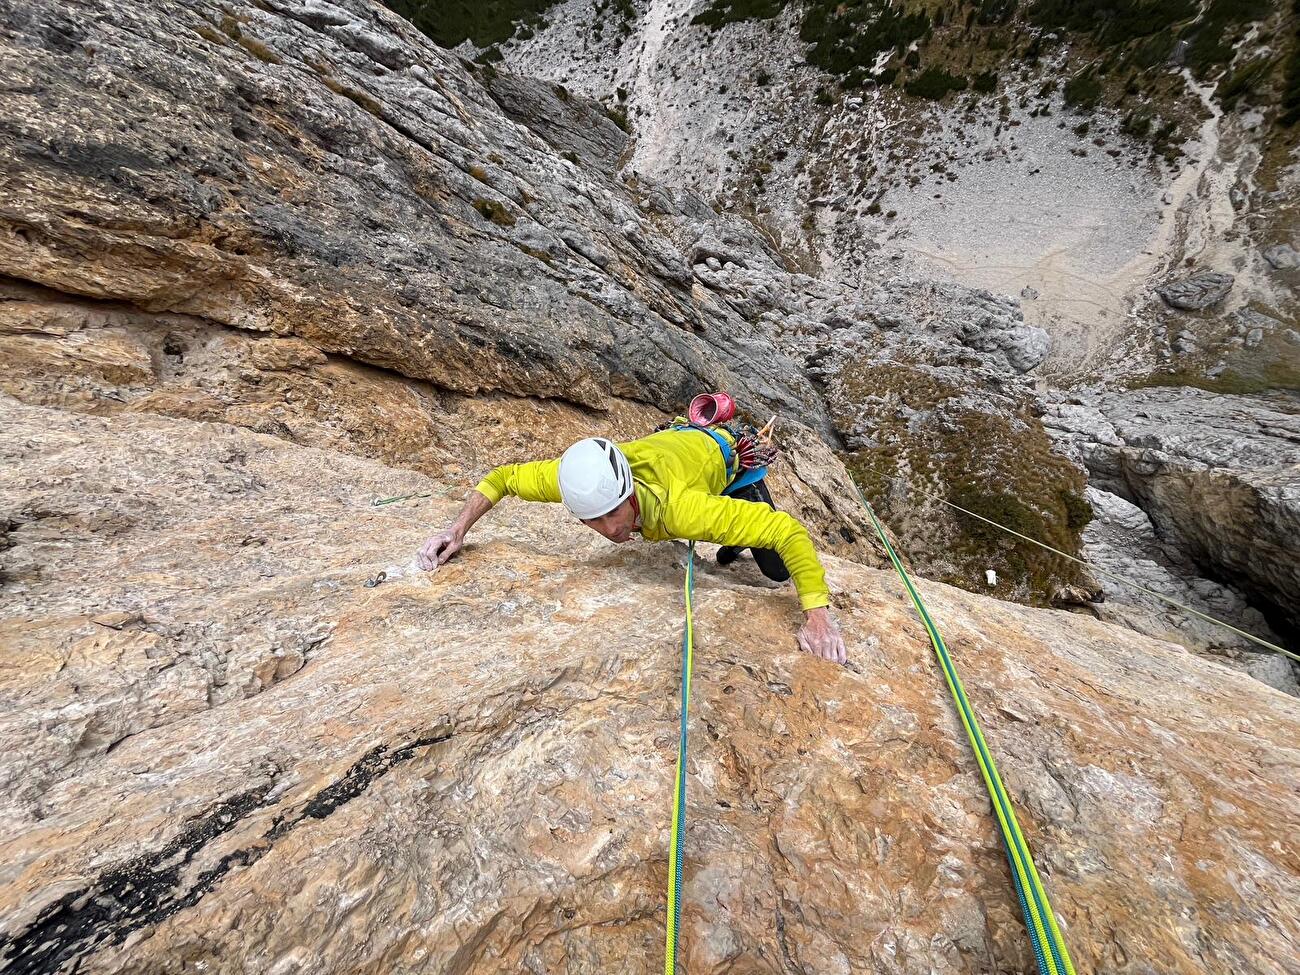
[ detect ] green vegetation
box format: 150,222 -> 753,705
904,67 -> 969,99
837,361 -> 1092,605
1028,0 -> 1277,83
1282,0 -> 1300,126
976,0 -> 1019,25
192,23 -> 228,46
801,1 -> 931,80
1182,0 -> 1274,76
692,0 -> 785,28
317,72 -> 385,119
1216,57 -> 1275,113
1120,109 -> 1152,139
236,34 -> 281,64
382,0 -> 1295,150
381,1 -> 558,48
605,105 -> 631,132
1063,69 -> 1102,110
1129,326 -> 1300,395
1027,0 -> 1196,46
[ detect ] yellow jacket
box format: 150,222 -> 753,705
474,427 -> 831,611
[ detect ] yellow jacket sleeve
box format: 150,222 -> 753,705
664,490 -> 831,611
474,459 -> 562,505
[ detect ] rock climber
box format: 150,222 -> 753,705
417,427 -> 848,663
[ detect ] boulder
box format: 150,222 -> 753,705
1262,243 -> 1300,270
1156,272 -> 1235,311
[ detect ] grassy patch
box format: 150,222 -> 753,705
1282,0 -> 1300,125
473,197 -> 516,226
1128,352 -> 1300,395
834,360 -> 1091,604
1063,69 -> 1102,110
236,34 -> 281,64
318,74 -> 385,119
193,23 -> 228,46
605,105 -> 631,133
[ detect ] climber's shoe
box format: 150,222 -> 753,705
716,545 -> 742,566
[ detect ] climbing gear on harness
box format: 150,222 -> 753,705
664,541 -> 696,975
665,413 -> 779,496
370,492 -> 432,506
558,437 -> 634,519
687,391 -> 736,426
856,461 -> 1299,663
855,485 -> 1076,975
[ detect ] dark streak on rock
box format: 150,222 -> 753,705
267,725 -> 453,839
0,725 -> 454,975
0,784 -> 274,975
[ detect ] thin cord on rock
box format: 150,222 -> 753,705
853,471 -> 1300,663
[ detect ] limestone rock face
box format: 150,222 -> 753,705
4,3 -> 1300,973
1081,487 -> 1295,694
0,0 -> 1096,608
1263,243 -> 1300,271
1046,388 -> 1300,634
0,0 -> 829,431
3,396 -> 1299,975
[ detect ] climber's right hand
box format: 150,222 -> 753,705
418,527 -> 464,570
797,607 -> 848,665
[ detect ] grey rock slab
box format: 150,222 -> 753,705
1156,271 -> 1235,311
1048,387 -> 1300,633
1263,243 -> 1300,270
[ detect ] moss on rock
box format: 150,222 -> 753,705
832,360 -> 1092,605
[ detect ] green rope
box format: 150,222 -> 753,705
855,486 -> 1076,975
664,542 -> 696,974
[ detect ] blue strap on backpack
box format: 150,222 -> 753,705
669,422 -> 768,496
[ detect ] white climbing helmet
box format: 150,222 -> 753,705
558,437 -> 634,519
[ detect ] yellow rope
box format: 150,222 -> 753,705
664,542 -> 695,974
857,488 -> 1076,975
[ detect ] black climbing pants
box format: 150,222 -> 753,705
717,479 -> 791,583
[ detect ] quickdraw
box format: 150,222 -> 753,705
370,492 -> 432,506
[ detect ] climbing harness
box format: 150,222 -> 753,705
855,485 -> 1076,975
857,462 -> 1298,663
370,491 -> 432,506
664,541 -> 696,975
664,418 -> 778,496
